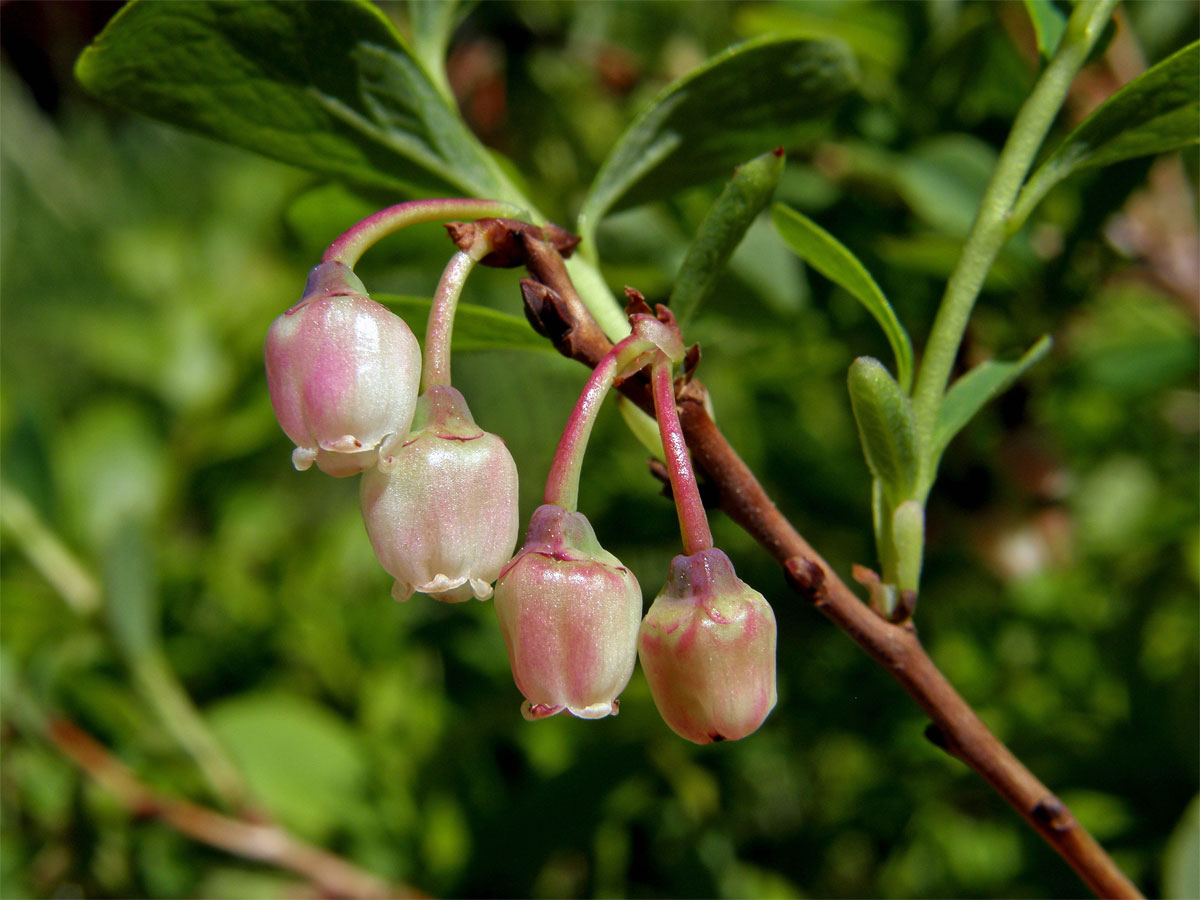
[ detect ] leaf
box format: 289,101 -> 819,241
734,3 -> 908,74
847,357 -> 918,505
407,0 -> 460,104
373,295 -> 553,354
774,204 -> 914,392
75,0 -> 523,202
933,335 -> 1052,460
1164,795 -> 1200,900
1025,41 -> 1199,197
578,36 -> 855,237
669,149 -> 785,327
1023,0 -> 1066,59
208,692 -> 366,841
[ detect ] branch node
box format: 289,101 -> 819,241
784,556 -> 827,605
449,218 -> 579,267
923,722 -> 959,759
1033,795 -> 1077,834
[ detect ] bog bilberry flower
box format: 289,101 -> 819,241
361,384 -> 519,603
638,547 -> 777,743
637,343 -> 778,743
492,315 -> 680,719
265,261 -> 421,476
495,504 -> 642,719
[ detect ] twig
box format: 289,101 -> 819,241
46,717 -> 419,900
500,226 -> 1141,899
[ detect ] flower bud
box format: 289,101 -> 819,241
638,548 -> 777,743
494,504 -> 642,720
265,263 -> 421,476
360,385 -> 518,603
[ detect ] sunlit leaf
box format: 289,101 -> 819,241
578,36 -> 855,237
208,692 -> 366,841
406,0 -> 460,104
774,204 -> 913,391
76,0 -> 524,202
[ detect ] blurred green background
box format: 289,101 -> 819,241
1,2 -> 1197,898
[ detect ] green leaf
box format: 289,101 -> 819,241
208,692 -> 366,841
374,295 -> 553,354
847,357 -> 918,505
578,36 -> 855,238
933,335 -> 1052,460
669,149 -> 785,327
1025,41 -> 1199,197
75,0 -> 523,202
1023,0 -> 1066,59
407,0 -> 461,104
1164,795 -> 1200,900
774,204 -> 914,392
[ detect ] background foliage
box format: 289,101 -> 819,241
2,2 -> 1197,898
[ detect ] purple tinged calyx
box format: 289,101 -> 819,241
500,504 -> 624,575
300,260 -> 367,301
659,549 -> 748,626
381,385 -> 484,463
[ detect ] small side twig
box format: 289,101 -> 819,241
499,229 -> 1141,900
47,717 -> 418,900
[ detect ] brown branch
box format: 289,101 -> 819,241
499,226 -> 1142,900
47,717 -> 421,900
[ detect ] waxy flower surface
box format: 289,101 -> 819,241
639,548 -> 777,743
494,504 -> 642,720
361,385 -> 518,603
265,262 -> 421,476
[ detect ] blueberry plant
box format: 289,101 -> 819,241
3,0 -> 1195,897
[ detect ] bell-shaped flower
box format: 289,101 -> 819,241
639,548 -> 777,743
360,385 -> 518,603
265,262 -> 421,476
494,504 -> 643,720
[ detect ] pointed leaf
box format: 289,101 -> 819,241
934,335 -> 1052,459
374,295 -> 553,354
774,204 -> 914,391
578,36 -> 855,237
670,149 -> 785,327
1026,41 -> 1199,196
1023,0 -> 1066,59
407,0 -> 461,104
847,357 -> 918,505
75,0 -> 523,202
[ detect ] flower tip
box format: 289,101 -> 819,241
521,701 -> 564,721
568,699 -> 619,719
291,446 -> 317,471
391,581 -> 414,603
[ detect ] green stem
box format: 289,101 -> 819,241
911,0 -> 1118,484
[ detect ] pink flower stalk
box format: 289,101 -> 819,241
638,548 -> 778,743
360,385 -> 519,603
265,261 -> 421,476
494,504 -> 642,720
